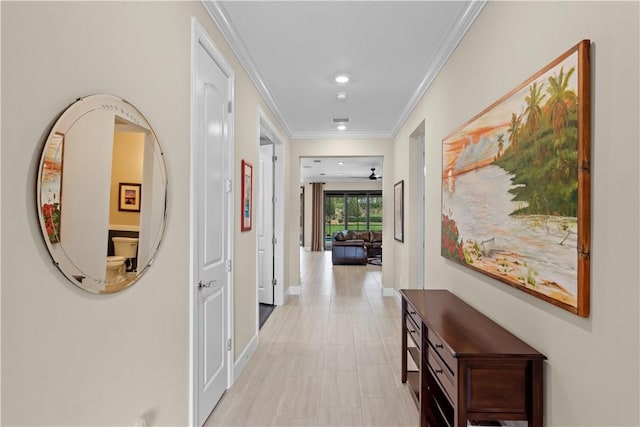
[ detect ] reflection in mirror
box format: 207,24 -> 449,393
37,94 -> 167,294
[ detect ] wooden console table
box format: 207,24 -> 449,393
400,289 -> 546,427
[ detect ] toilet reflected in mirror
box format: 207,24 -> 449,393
36,94 -> 167,294
111,237 -> 139,271
104,121 -> 144,287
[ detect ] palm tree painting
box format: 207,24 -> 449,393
441,40 -> 591,317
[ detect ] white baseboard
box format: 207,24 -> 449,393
393,288 -> 402,303
382,287 -> 396,297
289,285 -> 301,295
233,333 -> 258,383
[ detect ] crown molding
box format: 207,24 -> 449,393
390,0 -> 487,136
202,0 -> 485,140
202,1 -> 294,137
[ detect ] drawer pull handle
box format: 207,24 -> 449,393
435,343 -> 444,349
409,329 -> 416,334
435,369 -> 443,374
409,311 -> 416,315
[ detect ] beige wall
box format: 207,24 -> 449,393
288,140 -> 393,290
393,1 -> 639,425
1,1 -> 287,425
109,132 -> 144,228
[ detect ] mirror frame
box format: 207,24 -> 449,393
36,94 -> 168,294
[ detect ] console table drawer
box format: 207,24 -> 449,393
406,318 -> 421,350
428,332 -> 455,372
427,347 -> 455,402
406,301 -> 422,330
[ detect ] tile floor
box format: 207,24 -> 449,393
204,248 -> 418,426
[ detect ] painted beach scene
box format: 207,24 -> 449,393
441,45 -> 587,311
40,132 -> 64,243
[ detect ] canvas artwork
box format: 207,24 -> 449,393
441,40 -> 590,316
40,132 -> 64,243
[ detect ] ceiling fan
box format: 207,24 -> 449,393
368,168 -> 382,180
341,167 -> 383,181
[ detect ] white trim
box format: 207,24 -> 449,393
411,126 -> 426,290
189,18 -> 235,427
391,1 -> 487,135
289,285 -> 301,295
202,1 -> 293,137
233,333 -> 258,382
257,108 -> 287,306
283,285 -> 291,304
418,133 -> 425,290
382,287 -> 396,297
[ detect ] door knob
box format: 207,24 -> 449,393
198,280 -> 216,288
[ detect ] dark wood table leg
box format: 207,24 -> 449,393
531,360 -> 544,427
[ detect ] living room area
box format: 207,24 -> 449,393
299,156 -> 385,267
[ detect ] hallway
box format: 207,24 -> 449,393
205,249 -> 418,426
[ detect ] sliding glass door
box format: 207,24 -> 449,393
324,191 -> 382,249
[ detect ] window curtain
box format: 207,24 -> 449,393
310,182 -> 324,251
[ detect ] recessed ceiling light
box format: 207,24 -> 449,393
338,161 -> 344,165
335,75 -> 350,84
337,125 -> 347,131
336,92 -> 347,100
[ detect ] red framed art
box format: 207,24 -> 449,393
241,160 -> 253,231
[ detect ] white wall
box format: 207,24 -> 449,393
1,1 -> 287,425
393,2 -> 639,425
288,140 -> 393,290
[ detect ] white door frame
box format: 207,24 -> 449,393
190,18 -> 234,426
257,108 -> 285,307
417,133 -> 425,289
258,142 -> 274,306
411,122 -> 426,289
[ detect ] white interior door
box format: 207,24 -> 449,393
194,36 -> 231,425
258,143 -> 274,305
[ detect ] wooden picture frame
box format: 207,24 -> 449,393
441,40 -> 591,317
118,183 -> 141,212
241,160 -> 253,232
394,180 -> 404,242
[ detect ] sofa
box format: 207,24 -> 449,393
331,230 -> 383,265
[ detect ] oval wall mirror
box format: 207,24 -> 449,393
36,94 -> 168,294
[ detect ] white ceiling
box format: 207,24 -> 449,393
204,1 -> 486,139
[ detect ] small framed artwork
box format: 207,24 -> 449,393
394,180 -> 404,242
118,183 -> 141,212
241,160 -> 253,231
